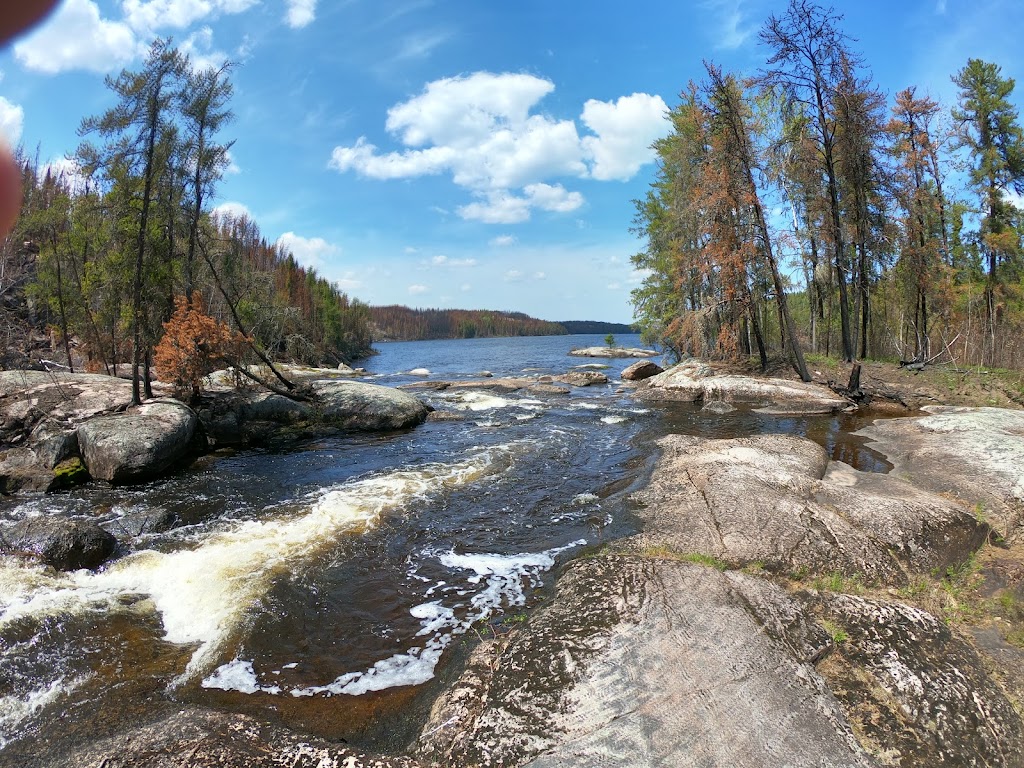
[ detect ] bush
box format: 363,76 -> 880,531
154,293 -> 247,399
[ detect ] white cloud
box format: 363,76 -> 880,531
460,283 -> 471,291
503,270 -> 524,281
276,231 -> 341,271
122,0 -> 257,33
392,30 -> 451,62
329,71 -> 667,224
212,200 -> 253,221
0,97 -> 24,146
431,255 -> 477,267
180,26 -> 229,71
408,284 -> 428,295
703,0 -> 755,50
533,272 -> 546,279
285,0 -> 317,28
458,184 -> 583,224
14,0 -> 139,74
43,157 -> 91,195
489,235 -> 517,247
580,93 -> 669,181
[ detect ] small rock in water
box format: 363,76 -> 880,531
409,368 -> 431,376
703,400 -> 735,414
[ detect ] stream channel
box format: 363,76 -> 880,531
0,334 -> 894,764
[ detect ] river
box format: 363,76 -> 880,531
0,335 -> 891,764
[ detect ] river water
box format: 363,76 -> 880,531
0,335 -> 892,763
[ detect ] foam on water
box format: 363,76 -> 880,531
0,448 -> 512,686
206,539 -> 586,698
601,415 -> 627,424
0,675 -> 86,749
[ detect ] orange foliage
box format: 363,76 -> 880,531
154,292 -> 247,398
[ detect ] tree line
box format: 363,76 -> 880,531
371,306 -> 567,341
631,0 -> 1024,376
1,39 -> 373,402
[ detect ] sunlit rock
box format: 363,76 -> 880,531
637,359 -> 851,413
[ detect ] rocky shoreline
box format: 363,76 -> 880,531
4,360 -> 1024,766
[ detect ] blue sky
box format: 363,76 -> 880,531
1,0 -> 1022,323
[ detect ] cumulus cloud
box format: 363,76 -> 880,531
503,270 -> 524,281
212,200 -> 253,222
285,0 -> 317,28
15,0 -> 261,74
329,71 -> 668,223
408,284 -> 428,295
15,0 -> 139,74
276,231 -> 341,271
581,93 -> 669,181
0,97 -> 24,145
489,235 -> 517,247
458,184 -> 583,224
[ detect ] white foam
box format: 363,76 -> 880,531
202,658 -> 281,695
279,540 -> 585,698
0,675 -> 86,749
572,493 -> 599,506
0,449 -> 508,685
449,392 -> 512,411
601,415 -> 627,424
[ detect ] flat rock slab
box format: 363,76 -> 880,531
858,406 -> 1024,536
814,593 -> 1024,767
637,359 -> 851,413
630,433 -> 987,583
568,347 -> 658,358
59,707 -> 426,768
416,556 -> 873,768
311,380 -> 429,431
0,371 -> 135,433
78,399 -> 197,483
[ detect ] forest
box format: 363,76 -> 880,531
0,40 -> 372,402
631,0 -> 1024,379
370,305 -> 567,341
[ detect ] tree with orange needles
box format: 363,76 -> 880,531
154,292 -> 247,400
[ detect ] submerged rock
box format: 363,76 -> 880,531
630,433 -> 987,583
2,516 -> 117,570
78,399 -> 199,483
638,359 -> 851,413
416,556 -> 873,767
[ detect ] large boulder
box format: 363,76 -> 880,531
416,556 -> 874,767
630,433 -> 988,583
637,359 -> 852,413
620,359 -> 663,381
857,406 -> 1024,538
2,516 -> 117,570
311,380 -> 429,431
78,399 -> 198,483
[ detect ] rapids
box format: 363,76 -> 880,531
0,335 -> 892,762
